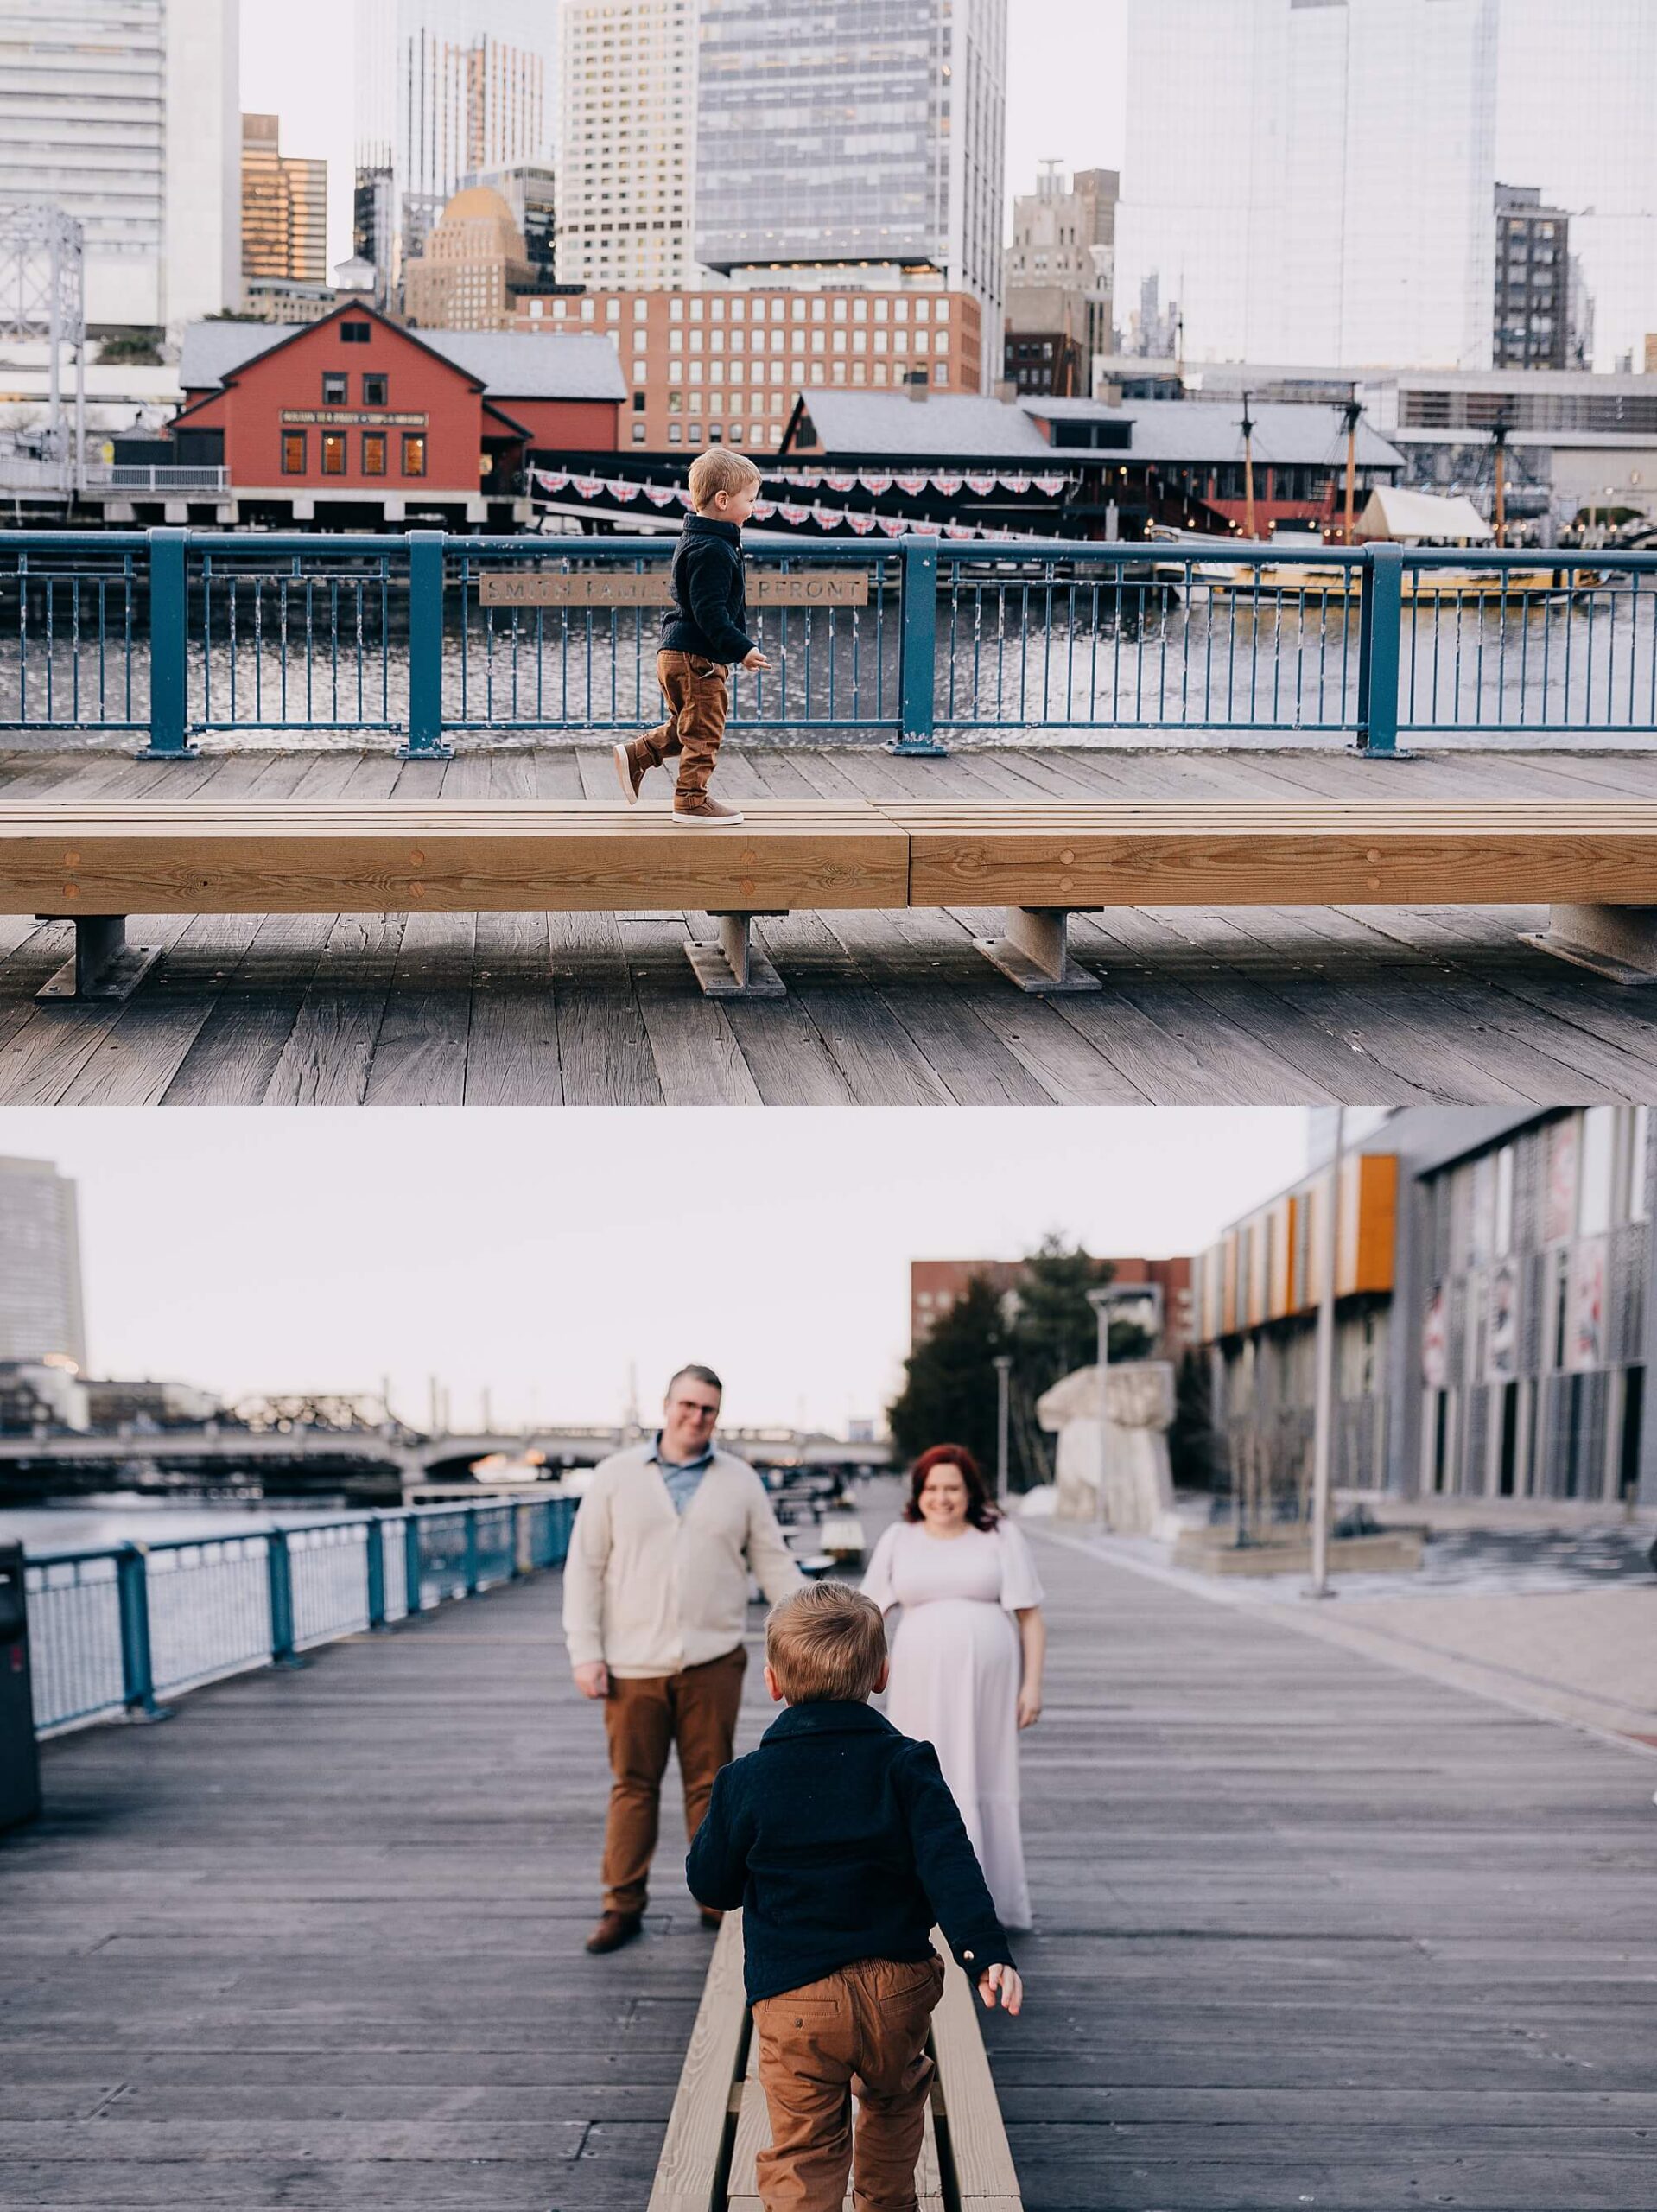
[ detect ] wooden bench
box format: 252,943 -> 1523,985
7,798 -> 1657,1001
648,1913 -> 1022,2212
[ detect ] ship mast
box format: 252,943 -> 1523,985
1490,411 -> 1510,548
1241,391 -> 1257,541
1341,384 -> 1363,545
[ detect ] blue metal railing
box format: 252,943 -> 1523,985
22,1493 -> 576,1738
2,529 -> 1654,758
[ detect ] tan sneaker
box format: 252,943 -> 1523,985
613,741 -> 645,804
671,794 -> 745,827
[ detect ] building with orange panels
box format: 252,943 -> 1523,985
910,1256 -> 1193,1358
149,303 -> 624,529
1194,1107 -> 1657,1510
516,286 -> 981,454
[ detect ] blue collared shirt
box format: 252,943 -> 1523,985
648,1432 -> 715,1516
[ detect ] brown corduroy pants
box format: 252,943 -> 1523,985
633,648 -> 730,800
752,1954 -> 947,2212
600,1646 -> 746,1915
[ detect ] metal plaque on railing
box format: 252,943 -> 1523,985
478,570 -> 869,608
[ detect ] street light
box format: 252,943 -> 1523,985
1309,1107 -> 1345,1599
993,1355 -> 1012,1507
1086,1283 -> 1165,1532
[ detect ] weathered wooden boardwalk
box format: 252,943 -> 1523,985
8,741 -> 1657,1105
6,1510 -> 1655,2209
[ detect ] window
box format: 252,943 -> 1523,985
363,375 -> 388,406
322,372 -> 347,405
341,321 -> 371,345
632,391 -> 644,411
362,431 -> 387,476
668,422 -> 682,442
606,298 -> 620,321
281,430 -> 307,474
632,296 -> 648,321
708,424 -> 722,443
402,433 -> 427,477
631,420 -> 648,443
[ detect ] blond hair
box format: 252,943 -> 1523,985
765,1580 -> 887,1704
689,446 -> 762,511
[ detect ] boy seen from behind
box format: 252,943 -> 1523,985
613,447 -> 771,828
687,1582 -> 1023,2212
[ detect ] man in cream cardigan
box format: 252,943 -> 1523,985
563,1363 -> 804,1955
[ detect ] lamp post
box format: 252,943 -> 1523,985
1309,1107 -> 1345,1599
993,1355 -> 1012,1508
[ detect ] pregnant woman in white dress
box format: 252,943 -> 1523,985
861,1445 -> 1046,1929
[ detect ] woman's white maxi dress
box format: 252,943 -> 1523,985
861,1518 -> 1044,1930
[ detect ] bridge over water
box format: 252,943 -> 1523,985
5,1496 -> 1654,2209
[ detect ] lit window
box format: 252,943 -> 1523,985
362,432 -> 387,476
402,434 -> 427,477
281,430 -> 307,474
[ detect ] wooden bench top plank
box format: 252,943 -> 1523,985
0,809 -> 910,917
647,1912 -> 750,2212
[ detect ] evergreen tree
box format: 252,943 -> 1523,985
886,1274 -> 1007,1478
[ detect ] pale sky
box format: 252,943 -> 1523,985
238,0 -> 1129,271
8,1109 -> 1306,1435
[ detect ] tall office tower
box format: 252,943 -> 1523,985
1006,162 -> 1117,358
0,0 -> 241,332
694,0 -> 1008,381
1492,183 -> 1569,371
1495,0 -> 1657,373
355,1 -> 556,293
556,0 -> 698,289
464,162 -> 556,284
0,1156 -> 86,1369
1115,0 -> 1498,370
242,115 -> 328,288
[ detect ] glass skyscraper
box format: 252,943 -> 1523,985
694,0 -> 1006,377
0,1156 -> 86,1370
1116,0 -> 1501,371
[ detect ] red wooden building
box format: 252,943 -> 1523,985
147,302 -> 624,530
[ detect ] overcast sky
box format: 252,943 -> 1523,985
239,0 -> 1129,272
8,1109 -> 1305,1434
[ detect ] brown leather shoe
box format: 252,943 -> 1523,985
613,741 -> 646,804
585,1910 -> 644,1955
699,1907 -> 723,1932
670,794 -> 745,827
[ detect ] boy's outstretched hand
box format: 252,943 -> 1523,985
977,1963 -> 1023,2015
742,647 -> 773,671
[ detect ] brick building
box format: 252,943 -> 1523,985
516,285 -> 981,453
911,1256 -> 1194,1357
154,303 -> 623,528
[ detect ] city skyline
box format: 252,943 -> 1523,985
0,1109 -> 1309,1435
240,0 -> 1125,274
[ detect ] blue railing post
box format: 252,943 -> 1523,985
265,1531 -> 303,1669
463,1508 -> 480,1597
143,526 -> 194,759
1355,543 -> 1403,755
115,1545 -> 170,1720
365,1517 -> 389,1630
401,531 -> 451,760
890,536 -> 946,756
405,1515 -> 424,1615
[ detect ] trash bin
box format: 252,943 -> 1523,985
0,1544 -> 41,1831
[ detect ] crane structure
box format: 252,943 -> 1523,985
0,203 -> 86,490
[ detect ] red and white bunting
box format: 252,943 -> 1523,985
844,512 -> 878,535
965,474 -> 997,495
823,474 -> 858,493
932,474 -> 964,496
894,474 -> 928,496
778,503 -> 811,524
751,499 -> 776,519
573,477 -> 602,498
644,484 -> 678,506
860,473 -> 893,495
998,474 -> 1032,494
538,469 -> 570,493
1034,474 -> 1068,497
608,478 -> 641,502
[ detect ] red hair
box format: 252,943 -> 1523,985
904,1444 -> 1001,1531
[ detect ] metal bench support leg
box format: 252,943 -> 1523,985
35,915 -> 162,1004
976,908 -> 1101,994
1525,905 -> 1657,987
685,912 -> 786,1000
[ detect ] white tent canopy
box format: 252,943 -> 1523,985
1355,486 -> 1494,543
